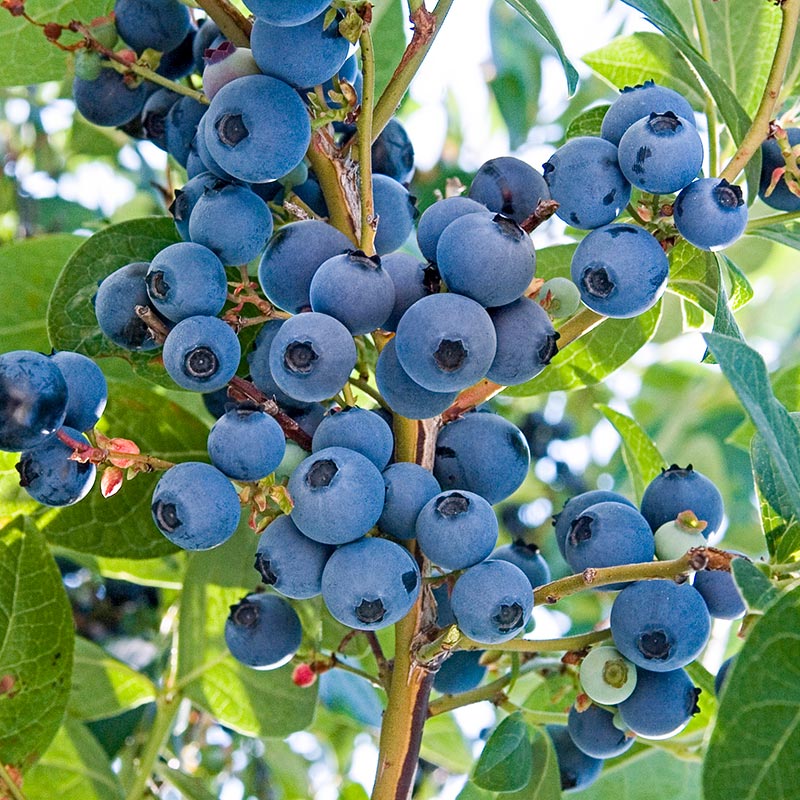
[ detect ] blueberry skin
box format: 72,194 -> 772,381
759,128 -> 800,210
0,351 -> 66,452
553,490 -> 637,560
73,67 -> 147,128
258,220 -> 354,314
321,537 -> 421,630
610,580 -> 711,672
433,583 -> 456,627
543,136 -> 631,230
640,464 -> 724,536
50,351 -> 107,432
94,262 -> 162,351
468,156 -> 550,225
372,118 -> 415,184
251,11 -> 349,89
142,88 -> 181,150
157,29 -> 197,81
450,559 -> 533,644
433,650 -> 486,695
673,178 -> 748,251
491,541 -> 551,588
202,44 -> 261,101
693,564 -> 746,619
170,172 -> 220,241
193,19 -> 222,73
373,175 -> 419,255
151,461 -> 241,550
547,725 -> 604,793
378,462 -> 441,539
165,97 -> 206,168
394,294 -> 497,393
381,253 -> 436,332
243,0 -> 331,26
617,112 -> 703,194
416,490 -> 499,571
567,704 -> 635,759
714,655 -> 735,696
225,592 -> 302,670
162,315 -> 241,393
288,446 -> 385,545
254,514 -> 334,599
268,312 -> 357,403
436,212 -> 536,307
309,252 -> 396,335
189,182 -> 273,266
486,296 -> 558,385
146,242 -> 228,322
16,426 -> 96,506
207,405 -> 286,481
312,407 -> 394,471
563,501 -> 655,585
618,667 -> 700,738
375,338 -> 457,420
570,223 -> 669,318
204,74 -> 311,184
114,0 -> 191,53
434,412 -> 530,505
191,115 -> 238,181
601,80 -> 695,146
416,196 -> 487,262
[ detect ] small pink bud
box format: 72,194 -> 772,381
108,438 -> 140,468
292,663 -> 317,688
101,467 -> 125,498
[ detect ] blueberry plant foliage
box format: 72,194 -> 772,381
2,0 -> 800,798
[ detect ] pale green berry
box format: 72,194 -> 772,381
275,441 -> 307,481
654,510 -> 708,561
538,277 -> 581,319
580,645 -> 637,705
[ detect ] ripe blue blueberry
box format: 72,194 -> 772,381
114,0 -> 191,53
50,351 -> 107,432
433,650 -> 486,695
381,253 -> 436,332
673,178 -> 748,251
693,561 -> 746,619
142,88 -> 180,151
567,703 -> 635,759
312,407 -> 394,471
553,490 -> 636,560
378,462 -> 441,540
468,156 -> 550,225
373,175 -> 419,255
169,172 -> 219,241
372,118 -> 415,184
714,655 -> 735,696
546,724 -> 604,792
164,96 -> 206,168
72,67 -> 147,128
618,667 -> 700,738
491,541 -> 551,589
416,196 -> 487,263
759,128 -> 800,210
242,0 -> 331,26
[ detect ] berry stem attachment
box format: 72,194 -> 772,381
348,377 -> 390,410
357,24 -> 378,256
718,0 -> 800,183
55,428 -> 176,472
194,0 -> 252,47
102,54 -> 209,104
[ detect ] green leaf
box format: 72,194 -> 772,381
564,105 -> 610,140
68,638 -> 157,722
420,713 -> 474,774
0,450 -> 41,527
32,377 -> 209,558
667,240 -> 719,316
0,519 -> 74,770
0,234 -> 81,353
704,333 -> 800,525
583,32 -> 705,107
0,0 -> 113,87
46,217 -> 182,389
473,712 -> 532,792
595,405 -> 665,503
535,243 -> 577,281
501,0 -> 579,94
702,256 -> 744,364
755,481 -> 800,562
503,727 -> 561,800
620,0 -> 690,40
731,558 -> 779,612
747,218 -> 800,251
371,0 -> 406,101
725,256 -> 754,311
177,530 -> 318,737
704,585 -> 800,800
156,763 -> 218,800
505,302 -> 662,397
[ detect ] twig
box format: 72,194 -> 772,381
194,0 -> 252,47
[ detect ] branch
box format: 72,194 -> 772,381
195,0 -> 252,47
746,207 -> 800,231
458,628 -> 612,654
358,25 -> 378,255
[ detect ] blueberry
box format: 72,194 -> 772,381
415,490 -> 499,571
169,172 -> 219,241
618,667 -> 700,738
288,446 -> 385,545
114,0 -> 191,53
293,174 -> 329,217
164,96 -> 206,168
432,583 -> 456,627
486,296 -> 558,385
673,178 -> 748,251
191,115 -> 238,181
16,426 -> 96,506
321,537 -> 421,630
538,277 -> 582,319
243,0 -> 331,26
434,412 -> 530,505
570,223 -> 669,318
254,514 -> 334,599
50,351 -> 107,432
204,74 -> 311,184
146,242 -> 228,322
416,196 -> 487,263
553,490 -> 636,560
567,704 -> 635,759
72,66 -> 148,128
225,592 -> 303,669
372,118 -> 415,184
381,253 -> 436,332
312,407 -> 394,471
258,220 -> 354,314
141,88 -> 181,150
546,724 -> 604,792
714,655 -> 735,696
450,559 -> 533,644
617,112 -> 703,194
653,514 -> 708,560
640,464 -> 724,536
394,294 -> 497,392
491,541 -> 551,589
157,29 -> 197,81
375,338 -> 458,421
610,580 -> 711,671
268,312 -> 357,403
202,43 -> 261,100
693,561 -> 746,619
543,136 -> 631,229
151,462 -> 241,549
436,212 -> 536,307
433,650 -> 486,695
373,175 -> 419,255
207,404 -> 286,481
309,251 -> 396,335
162,315 -> 241,393
378,462 -> 441,540
468,156 -> 550,225
759,128 -> 800,210
601,80 -> 695,146
579,645 -> 638,705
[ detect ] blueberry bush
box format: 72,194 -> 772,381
1,0 -> 800,798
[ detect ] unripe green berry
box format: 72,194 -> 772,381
538,277 -> 581,319
653,510 -> 708,561
90,18 -> 118,49
275,441 -> 307,482
580,645 -> 637,705
74,49 -> 104,82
